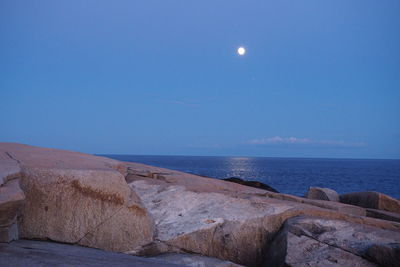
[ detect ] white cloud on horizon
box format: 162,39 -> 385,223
247,136 -> 365,147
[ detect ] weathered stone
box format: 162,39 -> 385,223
367,208 -> 400,223
124,163 -> 400,266
0,143 -> 154,252
2,143 -> 400,266
0,239 -> 243,267
0,179 -> 25,242
0,151 -> 22,186
365,243 -> 400,267
265,216 -> 400,267
340,191 -> 400,214
150,253 -> 243,267
306,187 -> 339,202
0,239 -> 179,266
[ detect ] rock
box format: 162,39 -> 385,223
0,239 -> 179,266
125,162 -> 400,266
0,152 -> 24,243
0,143 -> 154,252
367,209 -> 400,223
223,177 -> 279,193
365,243 -> 400,267
306,187 -> 339,202
340,191 -> 400,214
2,143 -> 400,266
0,239 -> 242,267
265,216 -> 400,267
150,253 -> 243,267
0,179 -> 25,242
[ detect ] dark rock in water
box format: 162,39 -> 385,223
223,177 -> 279,193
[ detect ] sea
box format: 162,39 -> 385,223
103,155 -> 400,199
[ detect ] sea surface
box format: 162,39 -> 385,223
103,155 -> 400,199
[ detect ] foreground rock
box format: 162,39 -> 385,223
1,143 -> 400,266
0,239 -> 241,267
266,216 -> 400,267
124,162 -> 400,266
0,143 -> 154,252
223,177 -> 279,193
306,187 -> 339,202
340,191 -> 400,214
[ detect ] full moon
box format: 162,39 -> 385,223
237,46 -> 246,56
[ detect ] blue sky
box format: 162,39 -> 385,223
1,1 -> 399,159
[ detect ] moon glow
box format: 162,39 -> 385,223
237,46 -> 246,56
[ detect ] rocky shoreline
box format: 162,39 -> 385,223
1,143 -> 399,266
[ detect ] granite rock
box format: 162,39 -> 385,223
0,143 -> 154,252
265,216 -> 400,267
340,191 -> 400,214
306,187 -> 339,202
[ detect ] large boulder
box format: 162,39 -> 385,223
265,216 -> 400,267
306,187 -> 339,202
0,143 -> 154,252
340,191 -> 400,214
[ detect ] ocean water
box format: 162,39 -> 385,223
103,155 -> 400,199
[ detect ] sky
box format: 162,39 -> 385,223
1,1 -> 399,159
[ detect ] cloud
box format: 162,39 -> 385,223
248,136 -> 312,145
247,136 -> 365,147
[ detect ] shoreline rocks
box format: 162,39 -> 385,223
1,142 -> 400,267
306,187 -> 340,202
340,191 -> 400,214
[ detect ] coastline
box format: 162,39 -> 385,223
1,143 -> 400,266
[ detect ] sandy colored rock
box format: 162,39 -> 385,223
265,216 -> 400,267
0,143 -> 154,252
340,191 -> 400,214
306,187 -> 339,202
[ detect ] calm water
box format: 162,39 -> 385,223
103,155 -> 400,199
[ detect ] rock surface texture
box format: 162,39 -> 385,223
266,216 -> 400,267
1,143 -> 400,267
0,239 -> 242,267
306,187 -> 340,202
0,143 -> 154,251
340,191 -> 400,214
0,151 -> 25,242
